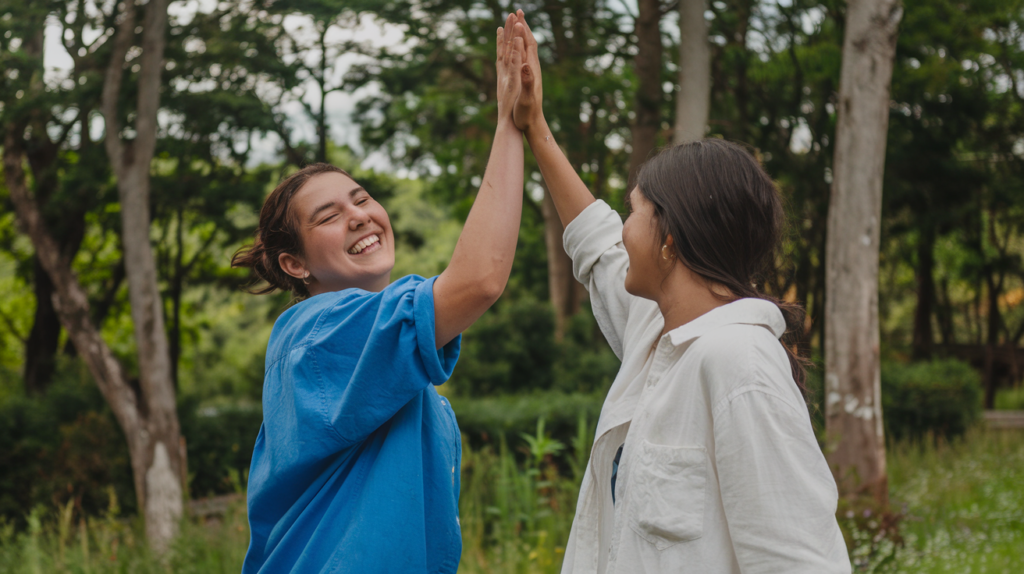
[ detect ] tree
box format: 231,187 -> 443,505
824,0 -> 902,504
673,0 -> 710,143
3,0 -> 186,550
627,0 -> 665,181
99,0 -> 184,548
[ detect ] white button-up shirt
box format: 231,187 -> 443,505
559,201 -> 851,574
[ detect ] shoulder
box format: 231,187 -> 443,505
266,276 -> 431,360
689,324 -> 804,411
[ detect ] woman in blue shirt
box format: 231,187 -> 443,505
231,15 -> 526,574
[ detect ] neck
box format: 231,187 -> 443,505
307,273 -> 392,296
654,268 -> 731,337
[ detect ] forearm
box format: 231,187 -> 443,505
451,121 -> 524,289
433,121 -> 524,347
525,118 -> 595,228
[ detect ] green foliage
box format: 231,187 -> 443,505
447,391 -> 602,451
0,361 -> 135,525
995,385 -> 1024,410
0,357 -> 267,522
857,428 -> 1024,573
881,359 -> 983,443
177,400 -> 262,500
0,491 -> 250,574
449,299 -> 619,397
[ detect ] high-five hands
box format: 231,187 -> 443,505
511,10 -> 544,135
497,13 -> 525,129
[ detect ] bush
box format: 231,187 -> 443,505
0,358 -> 266,526
995,385 -> 1024,410
448,296 -> 620,397
448,390 -> 603,449
177,399 -> 262,499
0,361 -> 135,524
881,358 -> 982,443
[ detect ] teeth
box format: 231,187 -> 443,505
348,234 -> 379,254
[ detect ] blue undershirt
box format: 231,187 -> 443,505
242,275 -> 462,574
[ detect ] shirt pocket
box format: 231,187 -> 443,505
627,439 -> 707,550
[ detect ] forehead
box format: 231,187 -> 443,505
628,186 -> 649,206
291,172 -> 362,215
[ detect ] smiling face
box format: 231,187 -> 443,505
278,171 -> 395,294
622,186 -> 671,300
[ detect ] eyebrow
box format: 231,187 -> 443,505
306,187 -> 367,223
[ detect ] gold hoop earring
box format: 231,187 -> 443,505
302,271 -> 311,286
661,245 -> 674,260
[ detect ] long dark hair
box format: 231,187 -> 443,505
635,139 -> 810,398
232,163 -> 351,298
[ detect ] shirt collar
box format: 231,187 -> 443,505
666,298 -> 786,347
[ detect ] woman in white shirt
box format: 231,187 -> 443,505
507,11 -> 851,574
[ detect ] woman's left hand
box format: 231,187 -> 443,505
496,12 -> 524,129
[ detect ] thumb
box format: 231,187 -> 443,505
521,64 -> 534,94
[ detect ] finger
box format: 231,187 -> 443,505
511,36 -> 524,89
516,10 -> 539,50
496,27 -> 505,61
505,12 -> 515,47
502,14 -> 515,66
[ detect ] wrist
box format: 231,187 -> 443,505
523,115 -> 550,140
496,116 -> 520,134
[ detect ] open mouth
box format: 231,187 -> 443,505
348,234 -> 381,255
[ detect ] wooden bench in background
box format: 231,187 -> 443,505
983,410 -> 1024,429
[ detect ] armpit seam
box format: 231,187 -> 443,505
711,385 -> 804,420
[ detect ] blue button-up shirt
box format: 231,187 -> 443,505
242,275 -> 462,573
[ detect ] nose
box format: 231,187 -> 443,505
348,206 -> 372,230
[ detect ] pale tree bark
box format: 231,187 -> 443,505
627,0 -> 664,183
673,0 -> 710,144
824,0 -> 902,505
542,185 -> 583,340
100,0 -> 183,550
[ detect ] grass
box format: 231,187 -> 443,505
994,385 -> 1024,410
0,425 -> 1021,573
852,427 -> 1024,573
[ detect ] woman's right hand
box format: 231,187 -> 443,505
496,13 -> 524,128
512,10 -> 545,134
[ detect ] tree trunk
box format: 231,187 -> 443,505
983,272 -> 1003,409
543,186 -> 583,340
911,225 -> 936,360
101,0 -> 183,551
673,0 -> 710,144
24,259 -> 62,394
936,277 -> 954,345
628,0 -> 664,184
824,0 -> 901,505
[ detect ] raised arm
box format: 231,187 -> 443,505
512,11 -> 594,228
433,14 -> 525,348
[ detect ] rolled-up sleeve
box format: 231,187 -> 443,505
563,200 -> 632,359
312,275 -> 460,448
712,387 -> 851,574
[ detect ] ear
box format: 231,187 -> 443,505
278,252 -> 307,281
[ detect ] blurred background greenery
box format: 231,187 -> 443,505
2,0 -> 1024,571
